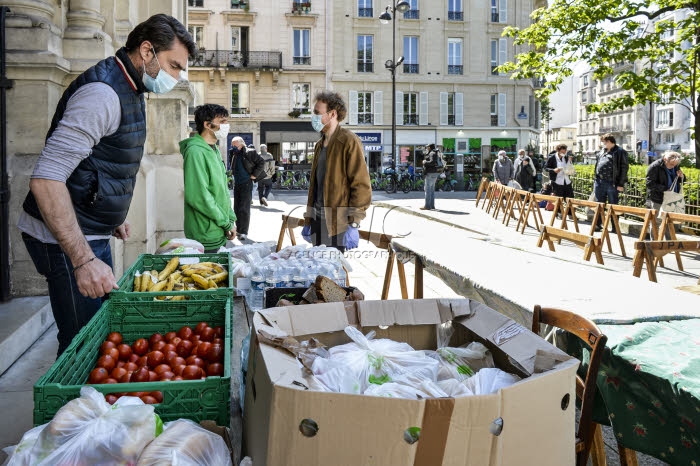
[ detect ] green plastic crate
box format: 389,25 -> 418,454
110,253 -> 233,302
34,299 -> 232,427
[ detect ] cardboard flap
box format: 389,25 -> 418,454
259,302 -> 349,336
437,299 -> 472,321
357,299 -> 442,327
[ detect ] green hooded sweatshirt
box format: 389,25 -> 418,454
180,134 -> 236,250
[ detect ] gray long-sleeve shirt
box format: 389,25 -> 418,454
17,82 -> 122,243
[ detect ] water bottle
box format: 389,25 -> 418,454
250,272 -> 265,311
334,263 -> 347,287
292,266 -> 306,287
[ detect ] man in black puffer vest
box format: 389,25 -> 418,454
18,15 -> 196,357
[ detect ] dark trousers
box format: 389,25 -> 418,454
257,178 -> 272,202
22,232 -> 112,357
552,181 -> 574,199
310,213 -> 346,253
234,180 -> 253,235
594,179 -> 619,228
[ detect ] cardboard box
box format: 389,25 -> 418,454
243,299 -> 578,466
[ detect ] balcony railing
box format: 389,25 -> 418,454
448,65 -> 463,75
599,126 -> 619,133
358,7 -> 373,17
403,9 -> 419,19
188,50 -> 282,69
491,115 -> 499,126
291,3 -> 312,14
403,63 -> 419,74
358,114 -> 374,124
403,114 -> 418,125
230,0 -> 248,8
357,62 -> 374,73
188,0 -> 203,7
293,56 -> 311,65
231,107 -> 250,115
448,11 -> 463,21
448,115 -> 455,125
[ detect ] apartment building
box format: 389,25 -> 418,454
540,124 -> 577,156
187,0 -> 544,174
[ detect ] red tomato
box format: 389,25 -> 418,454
182,365 -> 203,380
116,361 -> 125,369
213,326 -> 224,338
186,355 -> 206,368
170,336 -> 182,347
97,354 -> 116,372
207,344 -> 223,363
103,378 -> 118,384
190,335 -> 201,346
176,340 -> 193,358
99,341 -> 116,354
141,395 -> 157,404
104,347 -> 119,361
173,375 -> 184,381
105,394 -> 119,405
154,364 -> 171,376
137,356 -> 148,367
159,371 -> 174,381
207,363 -> 224,377
130,366 -> 150,383
107,332 -> 123,345
119,372 -> 132,383
150,391 -> 164,403
88,367 -> 109,384
170,356 -> 186,368
199,327 -> 215,342
194,322 -> 209,335
132,338 -> 149,356
111,367 -> 127,380
178,326 -> 193,340
164,331 -> 177,343
148,370 -> 158,382
197,342 -> 212,360
124,362 -> 138,372
149,333 -> 164,347
162,343 -> 176,354
126,391 -> 148,398
117,344 -> 132,361
147,351 -> 165,368
128,353 -> 140,363
172,364 -> 185,376
164,350 -> 179,364
151,340 -> 166,352
212,338 -> 224,346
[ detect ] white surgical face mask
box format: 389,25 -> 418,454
311,113 -> 326,132
143,49 -> 179,94
213,123 -> 230,141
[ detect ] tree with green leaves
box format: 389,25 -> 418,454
500,0 -> 700,168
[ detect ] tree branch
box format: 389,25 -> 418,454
606,5 -> 684,23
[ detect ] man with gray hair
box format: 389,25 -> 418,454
646,151 -> 685,212
257,144 -> 275,206
229,136 -> 264,240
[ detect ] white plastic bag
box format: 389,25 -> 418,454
136,419 -> 232,466
428,323 -> 494,381
463,368 -> 520,395
155,238 -> 205,255
507,180 -> 522,190
7,387 -> 160,466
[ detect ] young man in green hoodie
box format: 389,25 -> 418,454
180,104 -> 236,252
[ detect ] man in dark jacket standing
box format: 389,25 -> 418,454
593,133 -> 629,231
257,144 -> 275,206
646,151 -> 684,212
17,15 -> 195,356
230,136 -> 265,240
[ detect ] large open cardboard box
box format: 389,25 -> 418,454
243,299 -> 578,466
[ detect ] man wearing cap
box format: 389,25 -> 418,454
229,137 -> 265,240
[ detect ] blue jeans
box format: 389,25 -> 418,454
594,179 -> 620,227
424,173 -> 439,209
22,233 -> 112,357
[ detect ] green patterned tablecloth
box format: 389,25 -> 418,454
572,320 -> 700,465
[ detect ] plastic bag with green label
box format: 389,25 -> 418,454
426,322 -> 495,381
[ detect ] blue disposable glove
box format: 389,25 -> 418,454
301,224 -> 312,243
344,226 -> 359,250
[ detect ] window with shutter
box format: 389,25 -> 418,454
374,91 -> 383,125
498,93 -> 506,127
348,90 -> 359,125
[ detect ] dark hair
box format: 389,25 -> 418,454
555,143 -> 568,151
194,104 -> 228,133
314,91 -> 347,122
125,14 -> 196,59
601,133 -> 616,144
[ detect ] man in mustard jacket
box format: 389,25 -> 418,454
302,91 -> 371,252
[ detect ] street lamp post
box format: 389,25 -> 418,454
379,1 -> 410,172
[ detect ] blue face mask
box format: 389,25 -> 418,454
143,50 -> 179,94
311,114 -> 325,132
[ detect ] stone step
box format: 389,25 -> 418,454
0,297 -> 54,376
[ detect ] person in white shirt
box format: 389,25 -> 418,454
544,144 -> 574,199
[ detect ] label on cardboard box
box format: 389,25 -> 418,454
491,321 -> 527,346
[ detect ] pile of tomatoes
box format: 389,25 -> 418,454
88,322 -> 225,405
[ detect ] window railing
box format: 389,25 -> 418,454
358,7 -> 373,17
448,65 -> 462,75
491,11 -> 499,22
231,107 -> 250,115
188,50 -> 283,69
491,115 -> 499,126
448,115 -> 455,125
188,0 -> 203,6
403,114 -> 419,125
292,2 -> 312,13
403,63 -> 419,74
292,107 -> 310,115
357,62 -> 374,73
403,9 -> 419,19
230,0 -> 248,8
448,11 -> 463,21
358,114 -> 374,124
293,56 -> 311,65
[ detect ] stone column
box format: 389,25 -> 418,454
63,0 -> 114,71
